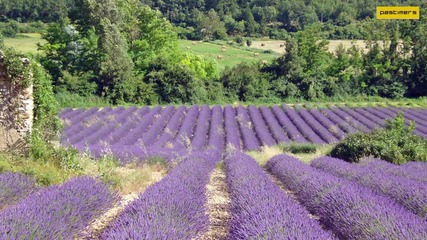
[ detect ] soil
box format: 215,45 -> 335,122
195,166 -> 231,240
78,193 -> 139,239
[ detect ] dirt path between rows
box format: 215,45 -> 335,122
78,193 -> 139,239
263,168 -> 320,221
196,165 -> 231,240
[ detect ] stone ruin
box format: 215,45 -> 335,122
0,52 -> 33,154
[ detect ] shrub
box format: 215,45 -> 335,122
279,143 -> 318,154
329,113 -> 427,164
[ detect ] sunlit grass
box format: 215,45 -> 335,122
179,40 -> 280,71
3,33 -> 46,54
247,143 -> 335,165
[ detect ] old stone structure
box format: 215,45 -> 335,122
0,53 -> 33,154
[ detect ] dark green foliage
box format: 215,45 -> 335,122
329,113 -> 427,164
1,21 -> 18,37
31,62 -> 63,159
144,56 -> 212,104
0,21 -> 47,37
280,143 -> 318,154
0,0 -> 74,22
221,62 -> 271,102
265,27 -> 333,100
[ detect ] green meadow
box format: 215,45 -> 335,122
3,33 -> 46,54
179,40 -> 280,70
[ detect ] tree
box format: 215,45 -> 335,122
243,6 -> 257,36
266,26 -> 332,99
197,9 -> 227,40
222,62 -> 272,101
82,0 -> 136,103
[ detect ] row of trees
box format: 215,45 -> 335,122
2,0 -> 426,104
222,20 -> 427,101
39,0 -> 221,104
2,0 -> 427,40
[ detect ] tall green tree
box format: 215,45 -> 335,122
83,0 -> 136,103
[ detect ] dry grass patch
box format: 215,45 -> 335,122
78,155 -> 167,195
246,145 -> 284,167
250,40 -> 368,54
246,144 -> 335,165
286,145 -> 335,164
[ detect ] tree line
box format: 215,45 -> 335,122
1,0 -> 426,105
2,0 -> 427,40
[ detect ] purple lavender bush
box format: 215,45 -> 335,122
282,104 -> 325,144
358,158 -> 427,183
191,105 -> 211,151
0,173 -> 37,210
247,105 -> 276,146
271,105 -> 307,142
224,106 -> 242,151
259,106 -> 290,143
312,156 -> 427,219
171,105 -> 200,151
319,108 -> 358,134
101,153 -> 220,239
236,106 -> 260,150
207,105 -> 224,152
266,154 -> 427,239
296,107 -> 338,143
0,177 -> 118,239
225,153 -> 335,239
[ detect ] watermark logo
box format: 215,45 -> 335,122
377,6 -> 420,19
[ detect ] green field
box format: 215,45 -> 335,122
4,35 -> 280,70
179,40 -> 281,70
3,33 -> 46,54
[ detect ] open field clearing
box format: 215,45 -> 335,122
3,33 -> 45,54
179,40 -> 280,70
250,39 -> 368,54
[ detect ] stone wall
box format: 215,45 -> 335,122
0,55 -> 33,154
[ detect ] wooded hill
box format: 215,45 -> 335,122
2,0 -> 426,39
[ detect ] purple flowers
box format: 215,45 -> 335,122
60,105 -> 427,162
312,156 -> 427,219
0,176 -> 118,239
0,173 -> 37,210
266,154 -> 427,239
101,153 -> 220,239
225,153 -> 335,239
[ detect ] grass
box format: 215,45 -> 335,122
249,39 -> 369,54
0,150 -> 167,196
179,40 -> 280,70
247,143 -> 335,166
56,92 -> 111,109
285,96 -> 427,109
3,33 -> 46,54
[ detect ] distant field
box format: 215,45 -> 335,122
250,40 -> 368,54
3,33 -> 45,54
179,40 -> 281,70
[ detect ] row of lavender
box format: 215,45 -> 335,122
0,151 -> 221,239
266,155 -> 427,239
2,154 -> 426,238
0,173 -> 118,239
311,157 -> 427,220
224,152 -> 335,239
60,104 -> 427,162
101,151 -> 220,239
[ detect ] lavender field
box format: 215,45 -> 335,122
60,104 -> 427,163
1,152 -> 426,239
1,104 -> 426,238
